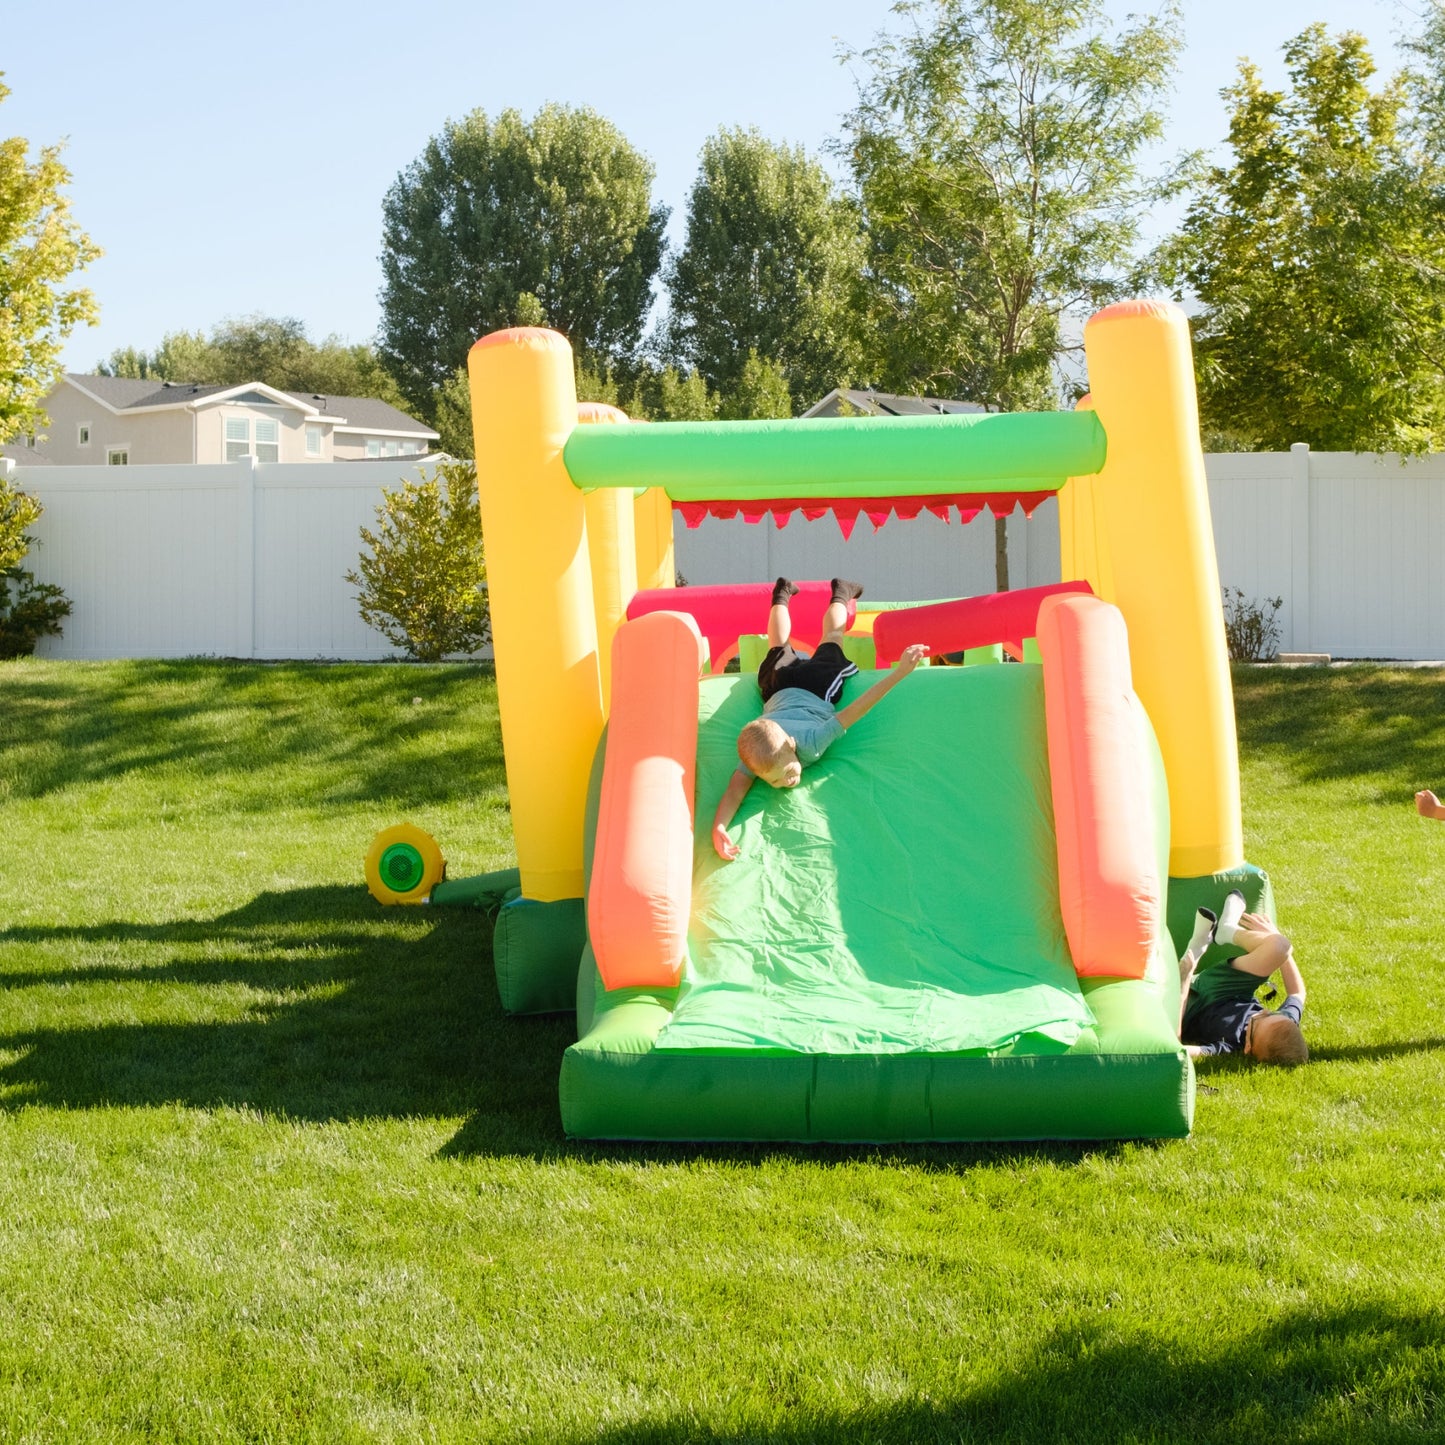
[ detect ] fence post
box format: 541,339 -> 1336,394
1289,442 -> 1311,653
237,456 -> 257,658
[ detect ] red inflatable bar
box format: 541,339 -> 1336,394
627,582 -> 856,672
872,582 -> 1094,665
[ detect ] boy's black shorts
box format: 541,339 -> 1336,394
758,641 -> 859,704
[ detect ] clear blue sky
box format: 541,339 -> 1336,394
3,0 -> 1416,372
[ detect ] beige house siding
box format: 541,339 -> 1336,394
34,378 -> 434,466
42,384 -> 194,464
43,390 -> 195,462
331,431 -> 431,462
202,403 -> 328,463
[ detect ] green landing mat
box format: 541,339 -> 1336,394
654,665 -> 1093,1056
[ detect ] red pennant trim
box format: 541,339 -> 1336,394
771,508 -> 793,528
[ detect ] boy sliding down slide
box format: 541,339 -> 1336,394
1176,891 -> 1309,1065
711,577 -> 930,861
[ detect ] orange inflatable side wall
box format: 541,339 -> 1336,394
588,611 -> 705,991
1039,593 -> 1160,980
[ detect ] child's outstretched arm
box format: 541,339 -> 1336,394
1417,789 -> 1445,820
711,767 -> 755,861
835,645 -> 931,730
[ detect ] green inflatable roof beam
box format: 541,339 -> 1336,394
561,410 -> 1107,502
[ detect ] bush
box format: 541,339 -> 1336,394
347,460 -> 490,662
0,568 -> 72,658
1222,586 -> 1283,662
0,475 -> 72,659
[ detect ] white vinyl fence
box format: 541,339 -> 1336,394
13,445 -> 1445,661
17,458 -> 443,661
677,445 -> 1445,661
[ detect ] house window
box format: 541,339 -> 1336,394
225,417 -> 250,461
383,439 -> 400,457
107,447 -> 129,465
305,425 -> 322,457
402,440 -> 421,455
365,438 -> 381,458
255,418 -> 279,463
78,424 -> 92,447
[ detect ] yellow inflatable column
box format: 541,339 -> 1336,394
577,402 -> 638,715
1057,396 -> 1115,601
634,486 -> 676,593
1082,300 -> 1242,877
469,328 -> 602,901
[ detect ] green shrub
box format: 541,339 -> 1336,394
0,475 -> 72,659
346,460 -> 490,662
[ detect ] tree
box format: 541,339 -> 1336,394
0,77 -> 101,443
842,0 -> 1182,587
1162,26 -> 1445,453
720,351 -> 792,420
99,315 -> 407,407
346,461 -> 489,661
665,128 -> 865,408
379,105 -> 668,418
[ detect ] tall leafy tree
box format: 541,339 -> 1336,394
379,104 -> 668,417
665,128 -> 865,409
99,315 -> 408,407
841,0 -> 1182,585
1163,26 -> 1445,453
0,76 -> 101,442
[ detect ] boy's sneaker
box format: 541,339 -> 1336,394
1214,889 -> 1246,946
771,577 -> 799,605
830,578 -> 865,603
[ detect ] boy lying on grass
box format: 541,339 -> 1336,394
711,576 -> 929,861
1177,890 -> 1309,1065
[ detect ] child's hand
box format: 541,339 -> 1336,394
1237,911 -> 1277,938
896,644 -> 931,674
712,823 -> 740,862
1417,789 -> 1444,819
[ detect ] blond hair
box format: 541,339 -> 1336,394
1252,1013 -> 1309,1067
738,718 -> 791,775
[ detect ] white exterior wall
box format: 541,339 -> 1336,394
13,448 -> 1445,661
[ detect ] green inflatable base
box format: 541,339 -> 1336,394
1165,862 -> 1275,974
490,896 -> 585,1015
561,1047 -> 1192,1143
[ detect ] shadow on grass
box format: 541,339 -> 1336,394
1234,665 -> 1445,800
0,660 -> 506,810
579,1303 -> 1443,1444
0,884 -> 571,1129
438,1116 -> 1141,1171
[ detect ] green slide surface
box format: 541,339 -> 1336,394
660,666 -> 1090,1055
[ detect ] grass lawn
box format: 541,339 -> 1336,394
1,659 -> 1441,1443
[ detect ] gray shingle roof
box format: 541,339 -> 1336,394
65,374 -> 435,435
283,392 -> 437,435
803,387 -> 988,418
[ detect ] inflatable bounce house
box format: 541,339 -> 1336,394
370,299 -> 1273,1143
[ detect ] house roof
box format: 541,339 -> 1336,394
63,374 -> 437,437
803,387 -> 988,418
284,392 -> 435,435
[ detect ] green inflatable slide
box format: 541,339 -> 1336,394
562,657 -> 1193,1142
